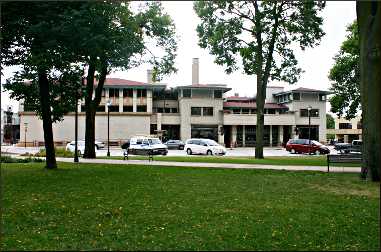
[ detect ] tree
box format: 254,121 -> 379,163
356,2 -> 380,181
1,2 -> 83,169
328,21 -> 360,120
194,1 -> 325,158
326,113 -> 335,129
61,2 -> 178,158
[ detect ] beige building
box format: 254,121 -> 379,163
327,116 -> 362,143
18,58 -> 331,147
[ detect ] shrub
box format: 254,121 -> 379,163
0,155 -> 44,163
34,147 -> 74,158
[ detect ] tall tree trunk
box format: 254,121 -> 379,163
357,2 -> 380,181
255,78 -> 265,159
38,69 -> 57,169
84,105 -> 96,158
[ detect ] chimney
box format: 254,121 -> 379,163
192,58 -> 199,85
147,69 -> 153,84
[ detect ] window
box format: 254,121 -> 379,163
123,89 -> 133,97
339,123 -> 352,129
108,105 -> 119,112
214,90 -> 223,98
157,107 -> 163,113
300,109 -> 319,117
123,106 -> 133,112
183,89 -> 191,97
96,106 -> 105,112
191,107 -> 202,116
101,89 -> 105,97
242,108 -> 249,114
357,121 -> 362,129
250,109 -> 257,114
233,109 -> 241,114
293,93 -> 300,100
137,89 -> 146,98
109,88 -> 118,99
203,107 -> 213,116
319,94 -> 326,101
137,105 -> 147,112
172,108 -> 178,113
267,109 -> 276,114
164,108 -> 171,113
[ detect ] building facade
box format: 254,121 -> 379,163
18,59 -> 330,147
326,116 -> 362,143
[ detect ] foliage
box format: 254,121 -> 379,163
2,162 -> 379,250
34,148 -> 74,158
0,156 -> 44,163
326,113 -> 335,129
194,1 -> 325,158
328,21 -> 360,120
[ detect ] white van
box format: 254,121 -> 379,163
185,138 -> 226,156
128,136 -> 168,155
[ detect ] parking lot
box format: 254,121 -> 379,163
2,145 -> 338,157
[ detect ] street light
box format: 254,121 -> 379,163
24,122 -> 28,149
307,105 -> 312,155
74,76 -> 83,163
106,99 -> 112,157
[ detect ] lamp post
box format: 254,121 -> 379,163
107,99 -> 111,157
74,76 -> 82,163
307,105 -> 312,155
24,122 -> 28,149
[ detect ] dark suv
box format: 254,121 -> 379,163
286,139 -> 330,155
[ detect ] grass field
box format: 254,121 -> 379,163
100,155 -> 361,167
1,162 -> 378,251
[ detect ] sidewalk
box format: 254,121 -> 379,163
56,157 -> 360,173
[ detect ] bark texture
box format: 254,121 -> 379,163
357,1 -> 380,181
38,69 -> 57,169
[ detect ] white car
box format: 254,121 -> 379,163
185,138 -> 226,155
80,140 -> 105,150
65,140 -> 100,155
128,136 -> 168,155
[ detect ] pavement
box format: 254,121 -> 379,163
51,157 -> 359,173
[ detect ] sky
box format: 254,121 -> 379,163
1,1 -> 357,112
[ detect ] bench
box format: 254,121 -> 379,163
327,153 -> 362,172
123,149 -> 154,162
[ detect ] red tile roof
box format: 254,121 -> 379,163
223,102 -> 287,109
226,96 -> 255,101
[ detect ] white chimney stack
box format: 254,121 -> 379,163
147,69 -> 153,84
192,58 -> 199,85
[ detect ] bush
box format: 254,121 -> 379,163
0,155 -> 44,163
34,147 -> 74,158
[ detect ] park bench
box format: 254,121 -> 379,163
123,148 -> 154,162
327,153 -> 362,172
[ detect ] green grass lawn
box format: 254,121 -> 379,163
100,155 -> 361,167
1,163 -> 378,251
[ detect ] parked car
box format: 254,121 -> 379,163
185,138 -> 226,155
164,140 -> 185,150
78,140 -> 105,150
66,140 -> 99,155
285,139 -> 330,155
128,136 -> 168,155
334,140 -> 362,154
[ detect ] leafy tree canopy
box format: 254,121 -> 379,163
326,113 -> 335,129
328,21 -> 360,120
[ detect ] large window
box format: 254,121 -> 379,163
123,89 -> 133,97
319,94 -> 326,101
183,89 -> 191,97
137,105 -> 147,112
96,106 -> 105,112
300,109 -> 319,117
109,88 -> 119,99
293,93 -> 300,100
108,105 -> 119,112
191,107 -> 202,116
137,89 -> 146,98
214,90 -> 222,98
339,123 -> 352,129
123,106 -> 133,112
203,107 -> 213,116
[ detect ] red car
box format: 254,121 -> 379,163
285,139 -> 330,155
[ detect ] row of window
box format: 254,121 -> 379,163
278,93 -> 326,103
102,88 -> 147,98
153,107 -> 178,113
191,107 -> 214,116
231,108 -> 279,114
183,89 -> 223,98
300,109 -> 319,117
81,105 -> 147,112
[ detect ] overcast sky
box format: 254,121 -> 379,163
1,1 -> 356,112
